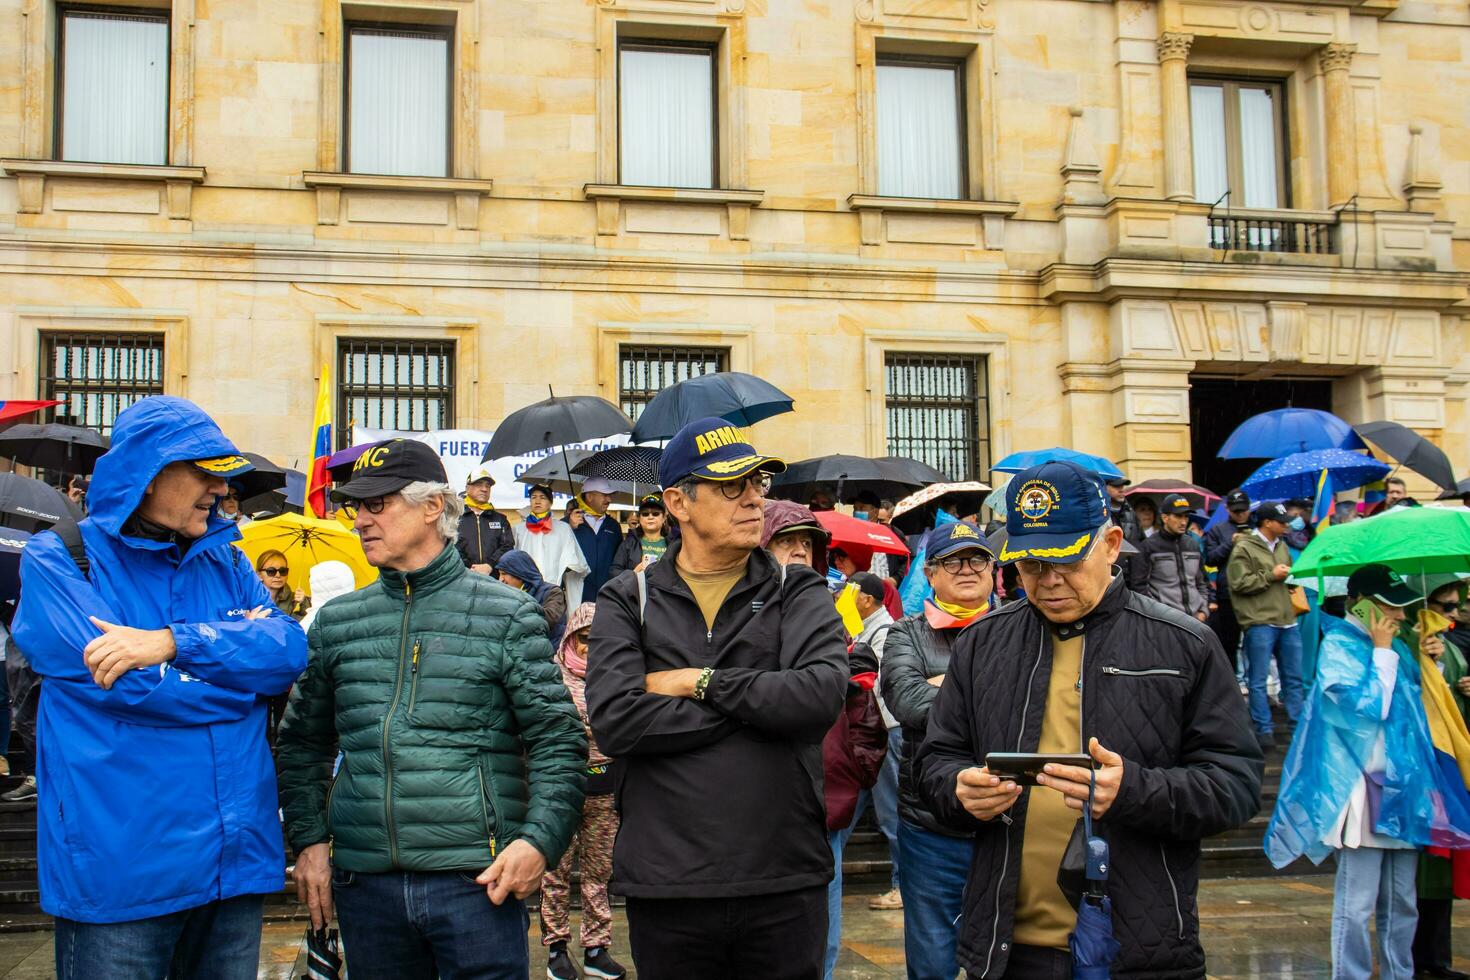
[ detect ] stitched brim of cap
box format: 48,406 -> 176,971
329,473 -> 415,502
194,455 -> 254,478
997,527 -> 1099,565
1369,583 -> 1420,608
689,454 -> 787,482
772,521 -> 830,544
929,539 -> 996,561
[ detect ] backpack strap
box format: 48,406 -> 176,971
51,518 -> 89,578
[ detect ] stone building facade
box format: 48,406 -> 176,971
0,0 -> 1466,491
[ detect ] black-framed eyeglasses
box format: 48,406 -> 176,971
341,496 -> 390,519
682,472 -> 772,500
1431,600 -> 1462,614
260,566 -> 289,577
929,554 -> 993,575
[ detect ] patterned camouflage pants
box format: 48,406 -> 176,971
539,793 -> 618,949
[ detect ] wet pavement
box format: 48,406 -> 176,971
1,874 -> 1468,977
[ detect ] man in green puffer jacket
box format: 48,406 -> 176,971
277,440 -> 586,979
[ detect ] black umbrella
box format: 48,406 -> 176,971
572,446 -> 662,486
769,454 -> 925,505
233,453 -> 288,502
876,456 -> 949,486
1354,420 -> 1457,491
1437,479 -> 1470,502
0,423 -> 109,474
482,395 -> 632,462
517,451 -> 641,505
630,372 -> 794,443
0,527 -> 33,602
0,472 -> 72,532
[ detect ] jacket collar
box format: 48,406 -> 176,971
1034,572 -> 1128,641
645,537 -> 774,602
376,542 -> 464,601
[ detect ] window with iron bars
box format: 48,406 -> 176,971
618,345 -> 728,422
885,353 -> 988,482
39,332 -> 165,436
336,339 -> 455,448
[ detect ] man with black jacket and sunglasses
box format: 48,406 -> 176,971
915,460 -> 1261,979
586,418 -> 848,980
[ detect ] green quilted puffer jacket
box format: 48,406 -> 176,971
277,543 -> 586,872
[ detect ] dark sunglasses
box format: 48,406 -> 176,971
638,508 -> 664,517
1432,601 -> 1462,614
341,496 -> 390,518
260,566 -> 289,577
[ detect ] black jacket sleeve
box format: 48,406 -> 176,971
1106,631 -> 1264,840
705,565 -> 848,742
488,520 -> 515,571
912,631 -> 990,834
1204,524 -> 1237,568
585,577 -> 743,757
879,618 -> 939,730
608,534 -> 643,579
455,514 -> 476,567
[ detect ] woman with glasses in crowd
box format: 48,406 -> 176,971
254,550 -> 308,622
609,494 -> 670,579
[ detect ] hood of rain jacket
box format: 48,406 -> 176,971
498,548 -> 553,604
12,396 -> 308,923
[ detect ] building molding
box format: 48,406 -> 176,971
9,307 -> 190,401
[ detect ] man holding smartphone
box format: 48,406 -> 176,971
915,460 -> 1261,979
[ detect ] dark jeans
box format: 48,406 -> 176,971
626,885 -> 826,980
332,868 -> 530,980
55,894 -> 264,980
897,819 -> 972,980
991,943 -> 1072,979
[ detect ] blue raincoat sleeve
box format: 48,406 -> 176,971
168,552 -> 307,695
14,534 -> 302,727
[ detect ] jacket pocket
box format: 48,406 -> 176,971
325,769 -> 341,836
1101,665 -> 1183,678
476,759 -> 501,856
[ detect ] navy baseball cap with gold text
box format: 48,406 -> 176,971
999,460 -> 1110,565
658,417 -> 786,489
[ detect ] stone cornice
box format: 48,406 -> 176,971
1,159 -> 207,183
846,195 -> 1020,216
302,172 -> 495,194
583,184 -> 764,206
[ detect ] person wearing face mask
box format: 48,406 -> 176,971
218,487 -> 247,525
515,484 -> 590,606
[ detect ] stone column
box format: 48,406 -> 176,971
1319,43 -> 1358,208
1157,32 -> 1195,202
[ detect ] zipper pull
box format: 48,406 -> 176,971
411,641 -> 420,674
489,836 -> 497,858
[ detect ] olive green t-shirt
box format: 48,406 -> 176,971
677,559 -> 747,630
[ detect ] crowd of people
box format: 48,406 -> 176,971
4,393 -> 1470,980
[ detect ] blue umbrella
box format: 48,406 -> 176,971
992,448 -> 1124,480
1071,772 -> 1120,978
0,526 -> 33,602
1240,448 -> 1389,502
630,372 -> 794,443
1218,408 -> 1366,459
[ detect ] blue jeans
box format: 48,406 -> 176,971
1333,846 -> 1417,980
332,868 -> 530,980
1244,623 -> 1304,734
897,819 -> 972,980
824,826 -> 855,979
55,894 -> 263,980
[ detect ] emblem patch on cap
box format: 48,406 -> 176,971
1016,479 -> 1060,525
949,523 -> 980,539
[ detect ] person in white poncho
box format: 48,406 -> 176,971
514,484 -> 590,606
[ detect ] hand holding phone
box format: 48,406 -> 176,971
1352,598 -> 1398,649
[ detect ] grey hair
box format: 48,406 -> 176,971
399,481 -> 463,543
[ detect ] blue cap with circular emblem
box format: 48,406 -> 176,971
1000,459 -> 1110,565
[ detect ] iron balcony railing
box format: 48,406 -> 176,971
1206,194 -> 1339,255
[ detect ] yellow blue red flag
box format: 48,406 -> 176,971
307,366 -> 332,518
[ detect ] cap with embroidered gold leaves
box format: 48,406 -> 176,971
658,416 -> 786,489
330,439 -> 447,502
193,455 -> 254,479
1000,460 -> 1110,565
924,521 -> 995,562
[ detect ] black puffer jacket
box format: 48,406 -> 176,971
879,613 -> 970,837
915,577 -> 1261,979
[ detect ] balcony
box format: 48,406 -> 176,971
1207,206 -> 1338,256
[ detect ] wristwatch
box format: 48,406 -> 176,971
693,666 -> 714,701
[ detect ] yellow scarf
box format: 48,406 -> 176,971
577,495 -> 607,519
935,598 -> 987,620
464,496 -> 494,513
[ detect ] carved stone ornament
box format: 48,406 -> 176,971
1318,42 -> 1356,74
1156,32 -> 1194,63
977,0 -> 994,30
855,0 -> 874,22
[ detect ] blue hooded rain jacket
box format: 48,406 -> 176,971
13,396 -> 307,923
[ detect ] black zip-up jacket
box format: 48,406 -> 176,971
585,542 -> 848,898
1138,529 -> 1210,619
914,577 -> 1261,979
456,505 -> 515,571
608,529 -> 668,579
879,613 -> 972,837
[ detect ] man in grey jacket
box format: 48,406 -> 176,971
1139,493 -> 1210,621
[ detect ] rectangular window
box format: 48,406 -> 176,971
39,332 -> 165,436
1190,77 -> 1287,210
885,353 -> 988,482
345,24 -> 451,177
618,345 -> 728,422
876,58 -> 965,199
57,8 -> 170,165
618,42 -> 716,189
337,339 -> 455,446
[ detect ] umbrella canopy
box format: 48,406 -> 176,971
1123,479 -> 1221,509
0,526 -> 33,602
876,456 -> 950,486
769,455 -> 924,505
1291,506 -> 1470,580
629,372 -> 794,443
992,448 -> 1124,480
516,449 -> 596,498
235,512 -> 377,596
572,446 -> 662,486
1218,407 -> 1366,459
982,477 -> 1012,521
890,481 -> 993,536
1240,448 -> 1389,502
482,395 -> 632,461
0,400 -> 62,424
0,422 -> 109,474
326,442 -> 378,482
233,453 -> 288,502
1355,420 -> 1457,491
1071,895 -> 1122,979
1437,479 -> 1470,502
0,472 -> 72,530
813,510 -> 909,571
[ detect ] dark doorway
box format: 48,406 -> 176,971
1189,376 -> 1335,495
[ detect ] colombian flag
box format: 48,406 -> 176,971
1310,469 -> 1335,531
306,366 -> 332,519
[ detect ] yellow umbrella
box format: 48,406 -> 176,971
234,512 -> 378,596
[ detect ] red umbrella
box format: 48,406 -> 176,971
0,400 -> 61,424
814,510 -> 910,570
1123,479 -> 1220,508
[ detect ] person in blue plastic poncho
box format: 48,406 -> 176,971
1265,564 -> 1468,980
12,396 -> 308,980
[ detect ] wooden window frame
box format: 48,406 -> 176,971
874,53 -> 968,200
54,4 -> 173,166
342,21 -> 455,178
616,38 -> 720,190
1188,75 -> 1291,210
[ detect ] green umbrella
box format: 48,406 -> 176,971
1292,506 -> 1470,581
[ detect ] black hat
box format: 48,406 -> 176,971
1160,493 -> 1192,515
637,493 -> 665,512
1226,489 -> 1251,510
1254,501 -> 1290,526
330,439 -> 447,502
1104,475 -> 1130,488
1347,564 -> 1420,608
849,572 -> 886,604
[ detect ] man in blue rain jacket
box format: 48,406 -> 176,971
12,396 -> 307,980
